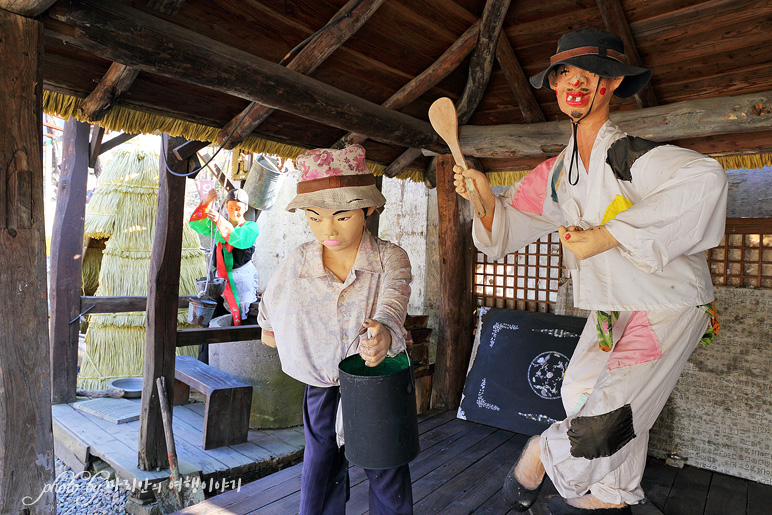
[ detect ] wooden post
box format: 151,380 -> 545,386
138,135 -> 189,470
431,154 -> 475,410
49,119 -> 90,405
0,8 -> 56,513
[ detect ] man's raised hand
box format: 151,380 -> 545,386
558,225 -> 619,260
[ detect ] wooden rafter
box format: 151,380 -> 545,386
454,90 -> 772,159
496,34 -> 545,123
146,0 -> 186,14
596,0 -> 658,108
49,0 -> 446,154
216,0 -> 386,150
383,0 -> 511,177
335,19 -> 482,149
0,0 -> 56,16
77,62 -> 139,123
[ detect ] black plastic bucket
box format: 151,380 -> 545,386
338,353 -> 420,470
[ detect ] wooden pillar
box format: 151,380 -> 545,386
0,8 -> 56,513
138,135 -> 189,470
49,119 -> 90,404
431,154 -> 475,410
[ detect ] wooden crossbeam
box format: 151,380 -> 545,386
335,19 -> 482,149
596,0 -> 658,108
176,326 -> 263,347
215,0 -> 386,150
383,0 -> 511,177
97,132 -> 138,155
77,62 -> 139,122
80,295 -> 195,314
48,0 -> 445,153
454,90 -> 772,159
496,34 -> 545,123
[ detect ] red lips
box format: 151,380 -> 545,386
565,90 -> 589,106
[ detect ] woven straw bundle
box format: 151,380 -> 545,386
78,146 -> 206,390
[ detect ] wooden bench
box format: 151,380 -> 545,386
174,355 -> 253,450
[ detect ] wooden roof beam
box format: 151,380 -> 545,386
0,0 -> 56,16
454,90 -> 772,159
77,62 -> 140,123
146,0 -> 186,15
596,0 -> 658,108
496,35 -> 545,123
383,0 -> 511,178
47,0 -> 446,153
335,19 -> 482,149
216,0 -> 386,150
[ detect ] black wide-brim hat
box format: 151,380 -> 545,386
529,29 -> 652,99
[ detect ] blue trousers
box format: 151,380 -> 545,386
300,385 -> 413,515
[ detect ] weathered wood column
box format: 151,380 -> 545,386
431,154 -> 476,409
0,7 -> 56,513
49,119 -> 90,404
138,135 -> 189,469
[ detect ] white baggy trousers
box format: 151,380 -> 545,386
539,305 -> 709,505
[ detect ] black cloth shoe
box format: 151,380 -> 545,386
502,436 -> 545,512
548,496 -> 632,514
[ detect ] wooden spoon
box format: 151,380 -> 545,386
428,97 -> 487,218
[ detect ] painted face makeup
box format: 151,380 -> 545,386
304,207 -> 367,255
549,64 -> 615,123
226,200 -> 247,225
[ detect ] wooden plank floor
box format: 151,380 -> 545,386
52,399 -> 305,492
171,410 -> 772,515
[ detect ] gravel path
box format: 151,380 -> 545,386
55,458 -> 129,515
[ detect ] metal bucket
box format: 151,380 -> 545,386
243,154 -> 282,211
187,297 -> 217,326
195,277 -> 226,298
338,354 -> 420,469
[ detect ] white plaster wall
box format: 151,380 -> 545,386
251,169 -> 314,293
378,177 -> 429,314
725,166 -> 772,218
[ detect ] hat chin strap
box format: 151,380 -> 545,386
567,82 -> 601,186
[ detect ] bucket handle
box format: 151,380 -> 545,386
346,326 -> 415,394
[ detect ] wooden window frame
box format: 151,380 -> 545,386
709,218 -> 772,288
473,217 -> 772,313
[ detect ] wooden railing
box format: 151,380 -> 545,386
78,295 -> 262,346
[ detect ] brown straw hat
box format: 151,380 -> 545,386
286,144 -> 386,213
529,29 -> 651,99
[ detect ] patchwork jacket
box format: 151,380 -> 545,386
473,121 -> 728,312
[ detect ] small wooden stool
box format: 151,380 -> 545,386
174,355 -> 253,449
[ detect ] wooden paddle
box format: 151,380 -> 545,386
428,97 -> 487,218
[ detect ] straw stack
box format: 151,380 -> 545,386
78,147 -> 206,391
